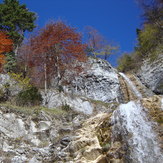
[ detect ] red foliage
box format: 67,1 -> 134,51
19,21 -> 87,87
0,31 -> 13,72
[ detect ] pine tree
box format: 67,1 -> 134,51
0,0 -> 36,52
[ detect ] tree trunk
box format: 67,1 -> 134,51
44,63 -> 47,94
44,63 -> 48,105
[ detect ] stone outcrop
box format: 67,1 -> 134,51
0,56 -> 163,162
137,55 -> 163,94
0,74 -> 21,97
0,104 -> 88,163
64,57 -> 121,103
42,90 -> 94,115
0,95 -> 162,162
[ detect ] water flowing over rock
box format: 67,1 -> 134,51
119,72 -> 142,99
0,56 -> 163,162
112,101 -> 163,163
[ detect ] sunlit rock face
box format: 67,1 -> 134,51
64,57 -> 122,103
137,55 -> 163,94
0,105 -> 88,163
0,74 -> 21,96
42,90 -> 94,115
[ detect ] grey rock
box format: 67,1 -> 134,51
60,136 -> 71,146
64,57 -> 121,102
0,74 -> 22,96
42,90 -> 94,115
137,55 -> 163,94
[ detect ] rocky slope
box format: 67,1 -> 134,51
63,57 -> 122,103
137,55 -> 163,94
0,95 -> 162,163
0,57 -> 163,162
0,104 -> 88,163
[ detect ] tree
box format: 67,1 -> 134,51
135,0 -> 163,59
137,0 -> 163,28
117,53 -> 134,72
0,0 -> 36,54
19,21 -> 87,94
84,26 -> 105,56
95,44 -> 119,60
0,31 -> 13,72
84,26 -> 118,60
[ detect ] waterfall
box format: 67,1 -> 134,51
119,72 -> 142,98
112,101 -> 163,163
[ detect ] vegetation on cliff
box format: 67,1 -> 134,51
118,0 -> 163,72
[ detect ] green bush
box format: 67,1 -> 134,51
61,103 -> 71,111
117,53 -> 135,72
0,88 -> 5,102
8,72 -> 31,89
16,86 -> 42,106
0,83 -> 11,102
58,85 -> 64,93
136,24 -> 162,61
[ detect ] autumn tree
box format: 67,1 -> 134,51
0,0 -> 36,72
0,0 -> 36,50
0,31 -> 13,72
84,26 -> 118,60
19,21 -> 87,94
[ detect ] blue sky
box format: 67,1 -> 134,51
1,0 -> 142,66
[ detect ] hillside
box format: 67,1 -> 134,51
0,56 -> 163,163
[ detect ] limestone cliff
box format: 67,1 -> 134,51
0,57 -> 163,163
137,55 -> 163,94
63,57 -> 121,103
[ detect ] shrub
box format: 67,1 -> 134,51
0,83 -> 11,102
117,53 -> 134,72
8,72 -> 31,89
61,103 -> 71,111
0,88 -> 5,102
58,85 -> 64,93
16,86 -> 42,106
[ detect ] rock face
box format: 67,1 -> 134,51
1,56 -> 163,162
0,96 -> 162,162
137,55 -> 163,94
0,105 -> 87,163
64,57 -> 121,102
0,74 -> 21,96
42,90 -> 94,115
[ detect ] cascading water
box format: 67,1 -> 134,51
161,98 -> 163,110
119,72 -> 142,98
111,73 -> 163,162
112,101 -> 163,163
